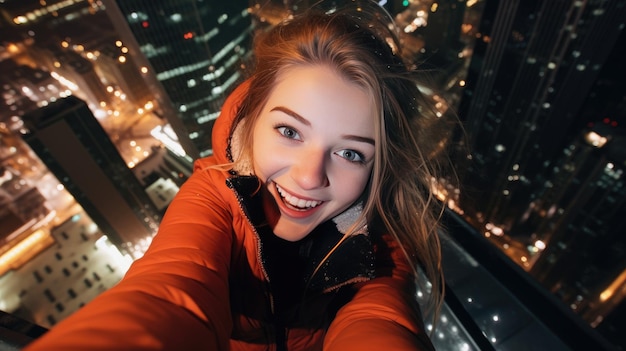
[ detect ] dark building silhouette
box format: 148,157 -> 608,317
528,126 -> 626,323
20,96 -> 161,251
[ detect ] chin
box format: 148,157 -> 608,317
272,222 -> 314,242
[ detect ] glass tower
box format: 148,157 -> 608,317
104,0 -> 252,159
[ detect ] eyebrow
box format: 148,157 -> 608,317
270,106 -> 375,146
271,106 -> 310,126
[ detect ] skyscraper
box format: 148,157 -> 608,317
457,0 -> 625,227
454,0 -> 626,345
20,96 -> 161,251
103,0 -> 252,159
527,125 -> 626,323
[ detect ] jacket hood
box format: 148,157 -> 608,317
211,79 -> 250,165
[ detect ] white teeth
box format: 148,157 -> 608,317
275,184 -> 322,209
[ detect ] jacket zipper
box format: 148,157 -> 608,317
227,179 -> 281,350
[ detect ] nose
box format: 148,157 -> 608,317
291,148 -> 329,190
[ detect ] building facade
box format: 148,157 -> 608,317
21,96 -> 161,251
104,0 -> 252,159
454,0 -> 626,344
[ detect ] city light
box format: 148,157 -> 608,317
534,240 -> 546,251
584,131 -> 608,147
0,229 -> 53,276
150,125 -> 186,157
50,72 -> 78,91
11,0 -> 89,25
94,236 -> 133,271
599,269 -> 626,302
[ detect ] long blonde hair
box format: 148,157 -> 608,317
232,4 -> 446,317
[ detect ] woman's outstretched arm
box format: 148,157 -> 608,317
324,233 -> 435,351
24,162 -> 235,351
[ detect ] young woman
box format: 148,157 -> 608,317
25,4 -> 445,351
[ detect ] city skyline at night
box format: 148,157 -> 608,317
0,0 -> 625,349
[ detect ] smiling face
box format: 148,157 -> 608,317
252,65 -> 376,241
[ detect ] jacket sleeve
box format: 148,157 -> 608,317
323,233 -> 436,351
23,163 -> 235,351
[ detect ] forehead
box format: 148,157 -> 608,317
272,64 -> 374,99
264,65 -> 377,134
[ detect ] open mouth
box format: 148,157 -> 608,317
275,183 -> 323,211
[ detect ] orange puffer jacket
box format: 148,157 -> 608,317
23,82 -> 435,351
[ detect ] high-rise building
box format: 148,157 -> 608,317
20,96 -> 161,252
454,0 -> 626,346
102,0 -> 252,159
0,180 -> 49,246
527,125 -> 626,324
457,0 -> 626,228
0,209 -> 133,328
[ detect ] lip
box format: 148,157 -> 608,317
273,182 -> 324,219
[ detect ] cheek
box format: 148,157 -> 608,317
251,129 -> 268,179
251,146 -> 279,182
251,151 -> 267,181
338,169 -> 371,202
